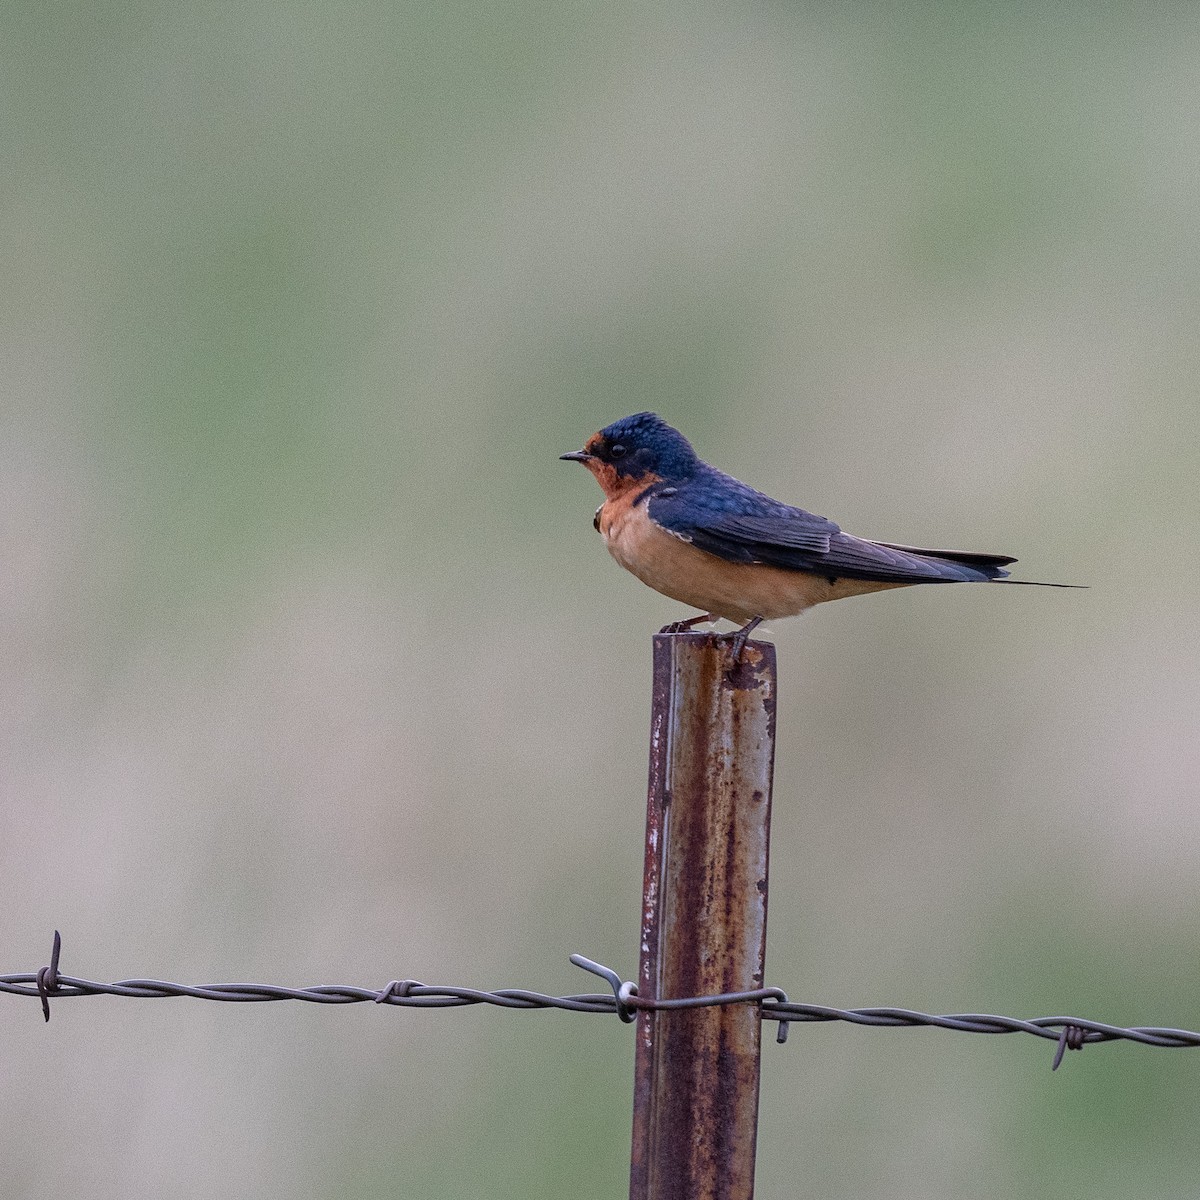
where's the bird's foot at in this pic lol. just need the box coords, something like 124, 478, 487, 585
724, 616, 764, 662
659, 613, 717, 635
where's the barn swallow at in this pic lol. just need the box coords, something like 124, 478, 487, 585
562, 412, 1079, 657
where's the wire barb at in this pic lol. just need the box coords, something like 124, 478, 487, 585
374, 979, 419, 1004
1052, 1023, 1088, 1071
35, 930, 62, 1023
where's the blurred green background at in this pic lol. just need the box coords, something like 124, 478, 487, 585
4, 3, 1199, 1197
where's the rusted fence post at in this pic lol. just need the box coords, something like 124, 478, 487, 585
629, 632, 777, 1200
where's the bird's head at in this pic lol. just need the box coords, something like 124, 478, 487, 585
560, 412, 699, 498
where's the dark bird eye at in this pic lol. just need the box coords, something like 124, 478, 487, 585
609, 443, 627, 459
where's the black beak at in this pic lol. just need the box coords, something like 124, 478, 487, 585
560, 450, 593, 463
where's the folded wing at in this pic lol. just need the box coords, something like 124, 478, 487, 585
648, 484, 1014, 584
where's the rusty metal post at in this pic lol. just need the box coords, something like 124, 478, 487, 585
629, 632, 777, 1200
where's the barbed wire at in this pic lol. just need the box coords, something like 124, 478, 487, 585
4, 934, 1198, 1072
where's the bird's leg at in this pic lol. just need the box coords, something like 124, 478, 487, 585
659, 612, 717, 635
726, 616, 763, 662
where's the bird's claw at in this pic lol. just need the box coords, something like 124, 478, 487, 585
724, 616, 764, 662
658, 614, 762, 661
659, 613, 717, 635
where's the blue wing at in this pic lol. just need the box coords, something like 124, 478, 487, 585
647, 471, 1014, 584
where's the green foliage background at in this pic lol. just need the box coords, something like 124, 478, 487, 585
4, 4, 1199, 1196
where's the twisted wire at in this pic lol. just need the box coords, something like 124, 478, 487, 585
5, 936, 1197, 1071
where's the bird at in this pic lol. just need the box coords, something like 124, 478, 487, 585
561, 412, 1078, 658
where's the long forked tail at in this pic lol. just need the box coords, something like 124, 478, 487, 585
992, 579, 1088, 589
873, 540, 1015, 571
872, 541, 1085, 587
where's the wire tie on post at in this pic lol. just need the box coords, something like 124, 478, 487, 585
569, 953, 638, 1023
1051, 1023, 1087, 1071
36, 930, 62, 1023
375, 979, 419, 1005
762, 988, 791, 1044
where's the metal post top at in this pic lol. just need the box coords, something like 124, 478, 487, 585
651, 631, 773, 651
651, 631, 777, 691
